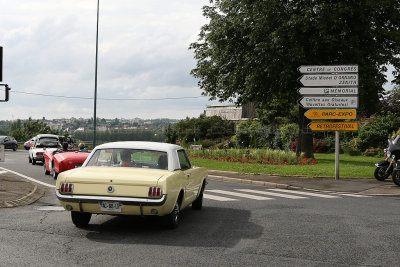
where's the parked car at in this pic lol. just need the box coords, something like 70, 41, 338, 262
24, 137, 35, 150
0, 136, 18, 151
28, 134, 60, 165
56, 141, 208, 229
44, 149, 90, 179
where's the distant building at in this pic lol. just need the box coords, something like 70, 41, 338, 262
205, 102, 256, 123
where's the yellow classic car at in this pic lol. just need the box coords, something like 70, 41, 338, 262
56, 141, 208, 229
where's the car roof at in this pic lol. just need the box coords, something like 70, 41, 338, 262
94, 141, 184, 153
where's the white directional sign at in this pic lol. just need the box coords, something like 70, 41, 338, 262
299, 96, 358, 108
299, 74, 358, 87
298, 87, 358, 95
298, 65, 358, 74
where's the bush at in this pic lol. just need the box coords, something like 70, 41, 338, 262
358, 112, 400, 150
362, 147, 382, 157
280, 123, 298, 149
343, 138, 362, 156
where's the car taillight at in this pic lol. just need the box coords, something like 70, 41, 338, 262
148, 187, 162, 198
60, 183, 74, 194
37, 152, 43, 156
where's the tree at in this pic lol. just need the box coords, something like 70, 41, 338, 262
380, 85, 400, 116
8, 117, 58, 142
190, 0, 400, 157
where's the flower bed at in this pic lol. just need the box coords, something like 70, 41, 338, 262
187, 148, 317, 165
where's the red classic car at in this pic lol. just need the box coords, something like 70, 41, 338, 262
44, 150, 90, 179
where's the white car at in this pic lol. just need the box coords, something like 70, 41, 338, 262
29, 134, 61, 165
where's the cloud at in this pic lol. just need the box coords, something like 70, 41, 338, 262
0, 0, 221, 120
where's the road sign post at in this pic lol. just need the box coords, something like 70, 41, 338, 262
298, 64, 359, 180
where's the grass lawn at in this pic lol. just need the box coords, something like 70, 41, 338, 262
191, 153, 382, 178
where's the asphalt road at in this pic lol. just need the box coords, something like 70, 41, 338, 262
1, 150, 400, 266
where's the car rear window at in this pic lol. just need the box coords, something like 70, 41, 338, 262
37, 137, 59, 148
86, 148, 168, 170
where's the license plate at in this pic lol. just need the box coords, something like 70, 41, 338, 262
100, 201, 121, 212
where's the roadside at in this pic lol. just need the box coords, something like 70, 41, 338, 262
0, 172, 46, 208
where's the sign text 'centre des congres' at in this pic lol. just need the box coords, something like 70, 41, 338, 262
297, 65, 358, 74
299, 74, 358, 87
299, 96, 358, 108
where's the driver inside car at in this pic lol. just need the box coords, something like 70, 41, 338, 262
120, 150, 133, 167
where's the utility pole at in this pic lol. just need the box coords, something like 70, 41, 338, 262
93, 0, 99, 148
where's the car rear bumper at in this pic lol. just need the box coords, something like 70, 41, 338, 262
55, 190, 167, 206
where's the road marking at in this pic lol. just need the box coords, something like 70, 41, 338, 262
0, 171, 8, 175
37, 206, 65, 211
203, 194, 238, 201
0, 167, 55, 188
269, 189, 340, 198
206, 189, 274, 200
236, 189, 308, 199
333, 193, 370, 198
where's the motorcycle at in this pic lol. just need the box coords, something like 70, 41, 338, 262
374, 135, 400, 182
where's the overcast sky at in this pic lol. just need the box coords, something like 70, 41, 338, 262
0, 1, 395, 121
0, 0, 227, 120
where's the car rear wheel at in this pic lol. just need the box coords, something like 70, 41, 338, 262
71, 211, 91, 227
43, 163, 50, 175
52, 164, 58, 179
192, 182, 205, 210
164, 202, 180, 229
28, 156, 32, 163
13, 145, 17, 151
32, 158, 36, 165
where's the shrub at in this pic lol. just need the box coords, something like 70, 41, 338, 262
280, 123, 298, 150
343, 138, 362, 156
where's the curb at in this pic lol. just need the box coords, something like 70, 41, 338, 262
0, 181, 45, 208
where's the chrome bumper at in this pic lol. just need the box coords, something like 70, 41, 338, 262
55, 190, 167, 206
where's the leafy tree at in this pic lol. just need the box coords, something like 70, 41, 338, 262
173, 114, 234, 144
8, 117, 58, 142
164, 124, 178, 144
380, 85, 400, 116
190, 0, 400, 157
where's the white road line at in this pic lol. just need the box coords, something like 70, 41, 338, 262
37, 206, 65, 211
334, 193, 370, 198
0, 167, 55, 188
206, 189, 274, 200
203, 194, 238, 201
236, 189, 308, 199
0, 170, 8, 175
269, 189, 340, 199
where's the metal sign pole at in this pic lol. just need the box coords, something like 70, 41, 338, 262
335, 131, 340, 180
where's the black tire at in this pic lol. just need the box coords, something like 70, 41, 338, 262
393, 170, 400, 186
374, 166, 391, 181
52, 162, 58, 179
71, 211, 91, 227
164, 202, 180, 229
192, 182, 205, 210
28, 156, 32, 163
32, 158, 36, 165
13, 145, 17, 151
44, 163, 50, 175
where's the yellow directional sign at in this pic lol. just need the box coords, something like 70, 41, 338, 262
304, 109, 356, 120
308, 122, 358, 131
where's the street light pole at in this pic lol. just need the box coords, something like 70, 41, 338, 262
93, 0, 99, 148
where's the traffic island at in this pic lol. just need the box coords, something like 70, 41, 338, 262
0, 174, 45, 208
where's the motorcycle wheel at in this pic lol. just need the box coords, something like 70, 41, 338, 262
374, 166, 391, 181
393, 170, 400, 186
